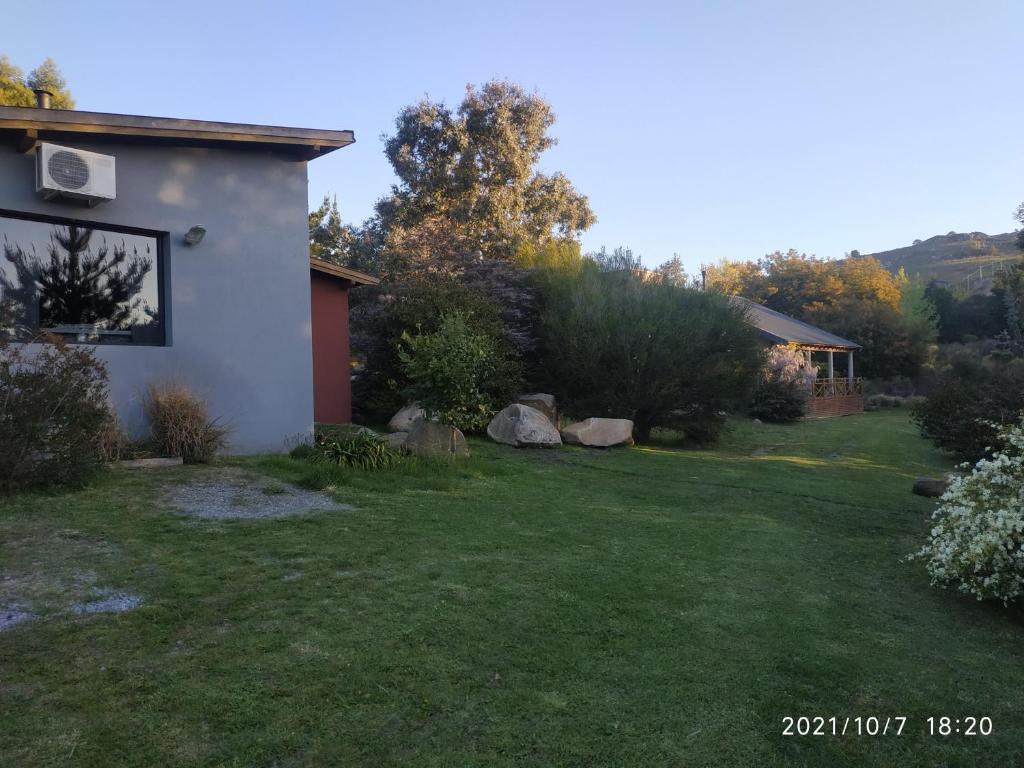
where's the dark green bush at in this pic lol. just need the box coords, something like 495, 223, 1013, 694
533, 264, 762, 442
0, 335, 113, 492
912, 358, 1024, 461
312, 430, 400, 471
749, 378, 808, 422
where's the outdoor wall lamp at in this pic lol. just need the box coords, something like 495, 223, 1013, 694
184, 225, 207, 246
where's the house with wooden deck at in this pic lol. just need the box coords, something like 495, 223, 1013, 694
732, 297, 864, 417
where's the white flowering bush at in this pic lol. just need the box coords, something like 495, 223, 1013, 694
765, 344, 817, 389
911, 417, 1024, 603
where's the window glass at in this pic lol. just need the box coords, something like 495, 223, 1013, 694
0, 214, 163, 345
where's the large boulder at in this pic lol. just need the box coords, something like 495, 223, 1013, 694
913, 477, 948, 498
487, 404, 561, 448
561, 418, 635, 448
517, 393, 557, 425
388, 404, 425, 432
385, 432, 409, 451
405, 419, 468, 458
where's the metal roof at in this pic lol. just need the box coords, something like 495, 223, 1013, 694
731, 296, 861, 351
0, 105, 354, 161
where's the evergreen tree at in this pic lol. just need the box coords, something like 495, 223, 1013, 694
33, 226, 151, 330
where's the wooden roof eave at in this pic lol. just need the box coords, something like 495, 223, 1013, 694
309, 257, 379, 286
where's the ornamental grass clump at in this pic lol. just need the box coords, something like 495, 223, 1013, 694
145, 384, 228, 463
911, 417, 1024, 604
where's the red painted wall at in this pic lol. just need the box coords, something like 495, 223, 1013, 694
310, 271, 352, 423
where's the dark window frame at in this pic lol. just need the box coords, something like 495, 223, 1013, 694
0, 208, 170, 347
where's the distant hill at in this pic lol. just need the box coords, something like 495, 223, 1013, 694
867, 231, 1022, 293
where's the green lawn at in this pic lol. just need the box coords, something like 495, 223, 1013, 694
1, 411, 1022, 767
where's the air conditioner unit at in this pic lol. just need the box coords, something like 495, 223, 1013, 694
36, 143, 116, 205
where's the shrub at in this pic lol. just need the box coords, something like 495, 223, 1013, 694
398, 311, 512, 431
750, 379, 807, 422
749, 345, 813, 423
0, 335, 113, 491
911, 417, 1024, 604
912, 358, 1024, 462
145, 384, 228, 463
312, 429, 400, 470
866, 394, 905, 409
351, 273, 522, 421
533, 263, 763, 442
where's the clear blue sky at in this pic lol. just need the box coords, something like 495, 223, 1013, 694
6, 0, 1022, 270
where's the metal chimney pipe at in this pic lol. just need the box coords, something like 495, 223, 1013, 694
33, 89, 52, 109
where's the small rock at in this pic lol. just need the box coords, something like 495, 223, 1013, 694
517, 393, 557, 425
71, 588, 143, 615
388, 404, 426, 432
386, 432, 409, 450
0, 604, 35, 632
752, 418, 762, 425
487, 404, 561, 448
405, 419, 469, 458
354, 426, 380, 438
561, 418, 634, 447
913, 477, 948, 498
117, 457, 183, 470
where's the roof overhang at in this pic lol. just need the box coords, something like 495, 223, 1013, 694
310, 257, 379, 286
0, 106, 354, 161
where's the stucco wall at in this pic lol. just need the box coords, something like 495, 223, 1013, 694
0, 139, 315, 453
310, 272, 352, 424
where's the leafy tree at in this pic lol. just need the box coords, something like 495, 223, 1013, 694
1015, 202, 1024, 251
992, 262, 1024, 353
0, 55, 74, 108
924, 280, 1004, 343
533, 262, 762, 442
376, 80, 595, 258
808, 299, 928, 380
655, 254, 688, 287
897, 269, 938, 346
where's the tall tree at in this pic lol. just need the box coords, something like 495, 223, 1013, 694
0, 55, 74, 108
655, 254, 689, 287
376, 80, 595, 258
1015, 201, 1024, 251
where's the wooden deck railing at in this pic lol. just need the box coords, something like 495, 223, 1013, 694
810, 377, 864, 399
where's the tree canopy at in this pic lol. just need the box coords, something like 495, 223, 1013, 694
0, 55, 75, 109
374, 80, 595, 259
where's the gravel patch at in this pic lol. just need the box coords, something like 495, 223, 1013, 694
71, 587, 143, 615
168, 470, 353, 519
0, 603, 35, 632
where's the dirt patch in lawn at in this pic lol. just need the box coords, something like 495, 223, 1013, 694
167, 468, 354, 520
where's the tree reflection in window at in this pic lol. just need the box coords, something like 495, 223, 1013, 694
0, 219, 161, 344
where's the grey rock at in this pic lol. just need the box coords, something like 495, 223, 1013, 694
561, 418, 634, 448
487, 404, 561, 448
388, 404, 426, 432
913, 477, 948, 498
405, 419, 469, 458
72, 588, 143, 615
517, 393, 557, 425
386, 431, 409, 450
0, 604, 35, 632
117, 457, 183, 470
